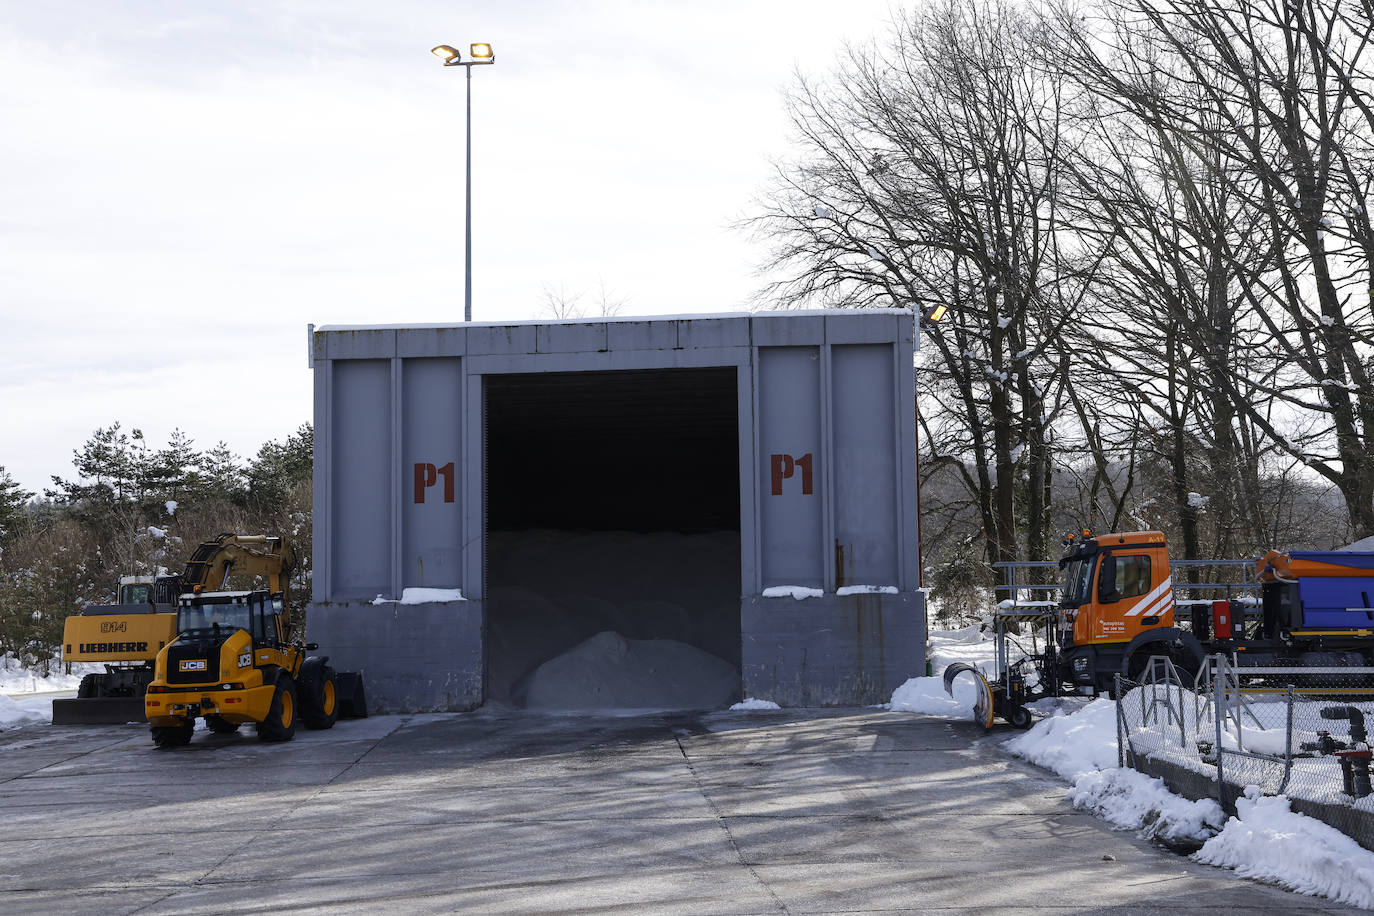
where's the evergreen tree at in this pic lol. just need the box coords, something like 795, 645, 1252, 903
0, 467, 31, 544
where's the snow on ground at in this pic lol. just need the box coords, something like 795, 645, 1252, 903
1067, 767, 1225, 844
0, 656, 100, 695
887, 622, 1000, 718
1005, 697, 1119, 780
997, 679, 1374, 909
1196, 787, 1374, 909
0, 694, 54, 729
731, 698, 782, 711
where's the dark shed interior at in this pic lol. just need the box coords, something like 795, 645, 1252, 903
483, 368, 742, 708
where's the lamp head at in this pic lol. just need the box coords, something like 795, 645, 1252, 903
470, 42, 495, 62
431, 44, 462, 65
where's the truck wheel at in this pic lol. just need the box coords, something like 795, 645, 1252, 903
151, 724, 194, 748
256, 676, 297, 742
1006, 705, 1033, 729
77, 674, 102, 698
205, 716, 239, 734
300, 665, 339, 730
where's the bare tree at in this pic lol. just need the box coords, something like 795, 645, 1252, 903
751, 0, 1102, 564
1058, 0, 1374, 538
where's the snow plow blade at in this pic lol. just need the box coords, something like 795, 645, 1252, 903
942, 663, 995, 730
51, 697, 145, 726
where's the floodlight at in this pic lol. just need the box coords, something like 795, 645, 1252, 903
431, 45, 462, 65
470, 43, 494, 61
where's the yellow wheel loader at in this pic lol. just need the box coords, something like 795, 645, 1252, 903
144, 588, 364, 747
55, 534, 356, 727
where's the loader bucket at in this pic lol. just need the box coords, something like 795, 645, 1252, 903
51, 697, 146, 726
334, 671, 368, 718
942, 663, 995, 730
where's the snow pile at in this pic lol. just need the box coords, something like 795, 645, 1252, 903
762, 586, 823, 600
1194, 787, 1374, 909
372, 588, 467, 605
1068, 767, 1224, 844
886, 623, 999, 718
485, 530, 740, 704
0, 657, 99, 694
519, 631, 739, 710
731, 698, 781, 711
0, 694, 51, 728
1005, 698, 1119, 780
890, 672, 980, 717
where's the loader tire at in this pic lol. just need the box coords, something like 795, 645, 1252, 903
256, 675, 297, 742
205, 716, 239, 734
1006, 705, 1033, 729
151, 724, 194, 748
299, 665, 339, 730
77, 674, 102, 699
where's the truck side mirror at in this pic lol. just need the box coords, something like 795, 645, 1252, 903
1098, 559, 1118, 603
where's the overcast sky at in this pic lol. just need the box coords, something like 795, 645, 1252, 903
0, 1, 899, 493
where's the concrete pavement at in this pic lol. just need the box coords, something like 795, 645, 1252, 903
0, 707, 1356, 914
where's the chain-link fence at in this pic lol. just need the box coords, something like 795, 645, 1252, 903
1118, 656, 1374, 840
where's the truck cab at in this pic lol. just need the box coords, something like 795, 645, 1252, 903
1056, 530, 1198, 693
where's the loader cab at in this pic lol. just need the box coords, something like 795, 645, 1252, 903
175, 590, 279, 648
1057, 530, 1173, 647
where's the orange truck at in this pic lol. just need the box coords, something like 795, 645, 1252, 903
945, 529, 1374, 728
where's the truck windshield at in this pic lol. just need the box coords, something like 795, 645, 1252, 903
177, 600, 252, 634
1061, 557, 1096, 607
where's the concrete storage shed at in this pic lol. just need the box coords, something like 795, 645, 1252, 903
306, 310, 926, 712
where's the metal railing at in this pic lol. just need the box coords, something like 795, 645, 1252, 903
1119, 655, 1374, 832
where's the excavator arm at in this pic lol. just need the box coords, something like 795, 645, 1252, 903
180, 534, 295, 606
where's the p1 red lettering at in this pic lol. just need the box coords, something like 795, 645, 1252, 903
414, 463, 437, 503
413, 462, 456, 504
770, 453, 814, 496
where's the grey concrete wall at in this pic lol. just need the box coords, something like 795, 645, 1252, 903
306, 600, 483, 713
741, 591, 926, 706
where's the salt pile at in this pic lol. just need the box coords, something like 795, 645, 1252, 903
485, 529, 741, 704
519, 631, 740, 710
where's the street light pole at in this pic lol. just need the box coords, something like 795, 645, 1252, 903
465, 63, 473, 323
432, 43, 496, 323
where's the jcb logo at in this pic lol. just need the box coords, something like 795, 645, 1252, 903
413, 462, 456, 504
770, 453, 815, 496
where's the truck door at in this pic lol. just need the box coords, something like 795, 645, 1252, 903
1090, 547, 1172, 642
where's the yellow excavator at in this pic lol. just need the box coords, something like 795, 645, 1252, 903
54, 534, 336, 725
142, 539, 365, 747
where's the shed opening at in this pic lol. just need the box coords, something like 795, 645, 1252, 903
484, 367, 742, 709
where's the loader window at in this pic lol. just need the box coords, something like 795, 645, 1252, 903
178, 599, 252, 635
